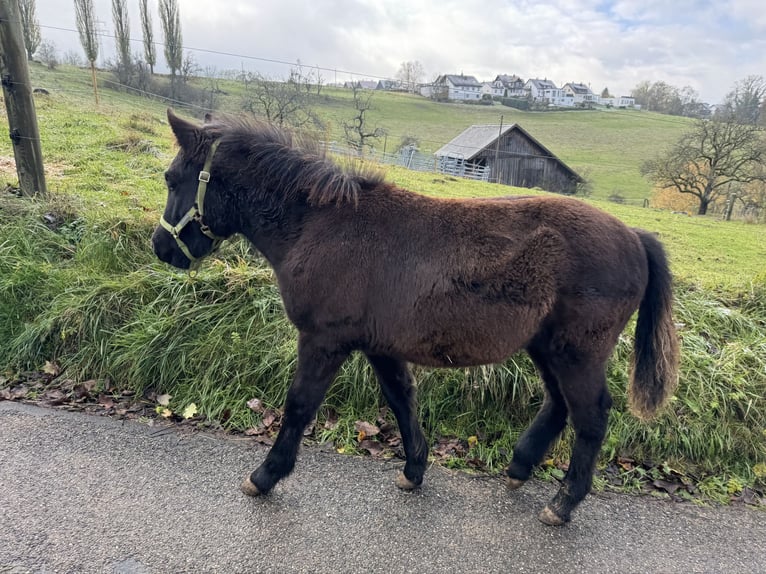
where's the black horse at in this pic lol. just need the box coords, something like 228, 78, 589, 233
153, 110, 679, 525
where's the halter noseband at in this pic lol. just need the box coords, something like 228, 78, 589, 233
159, 139, 226, 270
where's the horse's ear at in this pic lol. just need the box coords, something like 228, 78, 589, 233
167, 108, 200, 150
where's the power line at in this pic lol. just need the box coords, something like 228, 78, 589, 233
39, 23, 393, 82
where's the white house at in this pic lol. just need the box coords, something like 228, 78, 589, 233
562, 82, 597, 106
598, 95, 640, 109
524, 79, 568, 106
425, 74, 484, 101
493, 74, 526, 98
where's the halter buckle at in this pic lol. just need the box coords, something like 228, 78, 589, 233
198, 170, 211, 183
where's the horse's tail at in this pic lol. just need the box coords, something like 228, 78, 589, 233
628, 230, 679, 419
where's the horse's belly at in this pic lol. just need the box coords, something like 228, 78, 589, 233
395, 315, 534, 368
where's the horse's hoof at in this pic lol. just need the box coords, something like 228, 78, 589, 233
538, 505, 566, 526
395, 471, 419, 490
240, 476, 262, 497
505, 476, 526, 490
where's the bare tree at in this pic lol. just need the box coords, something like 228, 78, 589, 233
343, 84, 385, 155
158, 0, 182, 99
111, 0, 131, 84
395, 60, 425, 92
641, 118, 766, 215
241, 68, 323, 130
180, 51, 199, 84
37, 40, 58, 69
18, 0, 41, 60
719, 75, 766, 126
74, 0, 100, 104
139, 0, 156, 75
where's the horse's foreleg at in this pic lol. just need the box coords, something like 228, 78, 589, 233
366, 354, 428, 490
242, 334, 347, 496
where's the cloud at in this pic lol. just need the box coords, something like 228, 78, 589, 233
34, 0, 766, 103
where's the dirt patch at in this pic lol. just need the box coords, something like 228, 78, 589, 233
0, 155, 73, 180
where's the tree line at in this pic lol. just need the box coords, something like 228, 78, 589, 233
18, 0, 196, 103
631, 76, 766, 125
639, 76, 766, 217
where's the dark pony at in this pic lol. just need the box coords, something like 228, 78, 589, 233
153, 110, 679, 525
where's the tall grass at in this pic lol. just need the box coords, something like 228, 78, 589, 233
1, 67, 764, 498
2, 193, 764, 489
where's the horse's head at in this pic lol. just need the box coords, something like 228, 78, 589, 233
152, 109, 229, 270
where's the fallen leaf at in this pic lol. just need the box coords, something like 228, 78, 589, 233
246, 398, 264, 412
160, 407, 173, 418
43, 361, 61, 376
41, 389, 66, 406
262, 409, 278, 428
182, 403, 198, 419
354, 420, 379, 438
99, 394, 115, 409
467, 435, 478, 449
156, 394, 171, 406
323, 408, 339, 430
653, 479, 680, 494
359, 439, 383, 457
10, 384, 28, 399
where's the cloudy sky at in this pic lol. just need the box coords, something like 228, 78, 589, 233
34, 0, 766, 103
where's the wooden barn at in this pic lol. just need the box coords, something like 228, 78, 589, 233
434, 124, 583, 194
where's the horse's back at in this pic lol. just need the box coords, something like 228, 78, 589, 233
282, 190, 648, 366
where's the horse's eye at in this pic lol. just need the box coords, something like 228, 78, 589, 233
164, 172, 176, 192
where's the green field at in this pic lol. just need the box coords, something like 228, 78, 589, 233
1, 64, 764, 503
18, 64, 691, 202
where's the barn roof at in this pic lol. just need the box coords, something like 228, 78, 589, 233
434, 124, 584, 183
434, 124, 515, 160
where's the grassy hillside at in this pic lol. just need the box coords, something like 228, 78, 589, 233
22, 63, 691, 201
1, 63, 764, 502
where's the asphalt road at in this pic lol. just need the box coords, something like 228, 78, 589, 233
0, 401, 763, 574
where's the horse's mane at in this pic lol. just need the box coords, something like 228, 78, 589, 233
201, 115, 386, 207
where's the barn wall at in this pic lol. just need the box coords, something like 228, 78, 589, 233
473, 131, 578, 193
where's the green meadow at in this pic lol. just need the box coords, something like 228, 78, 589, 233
1, 64, 764, 503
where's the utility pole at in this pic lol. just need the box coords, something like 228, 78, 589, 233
0, 0, 47, 196
493, 115, 504, 183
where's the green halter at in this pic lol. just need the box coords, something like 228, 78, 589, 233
159, 139, 226, 271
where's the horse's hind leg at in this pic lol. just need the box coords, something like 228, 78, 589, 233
505, 350, 568, 489
540, 361, 612, 526
366, 354, 428, 490
241, 333, 348, 496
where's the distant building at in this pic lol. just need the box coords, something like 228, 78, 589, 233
492, 74, 526, 98
343, 80, 378, 90
562, 82, 597, 106
434, 124, 583, 193
422, 74, 483, 101
598, 95, 640, 109
523, 79, 568, 106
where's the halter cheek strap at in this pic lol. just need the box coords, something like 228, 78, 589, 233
159, 139, 227, 270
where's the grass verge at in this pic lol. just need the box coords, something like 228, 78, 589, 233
1, 191, 764, 505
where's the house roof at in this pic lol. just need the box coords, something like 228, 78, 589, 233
441, 74, 482, 87
495, 74, 523, 86
434, 124, 584, 182
526, 79, 558, 90
564, 82, 591, 94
